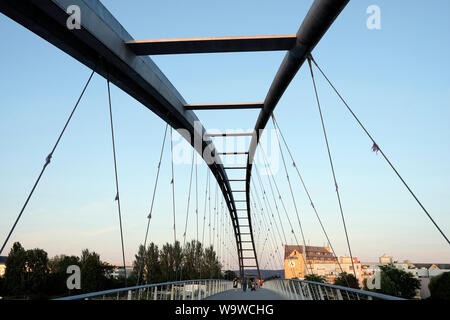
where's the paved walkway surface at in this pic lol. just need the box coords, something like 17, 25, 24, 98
205, 288, 287, 300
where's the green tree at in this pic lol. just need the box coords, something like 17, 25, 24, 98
4, 242, 27, 297
173, 241, 183, 279
47, 254, 81, 295
181, 240, 200, 280
202, 245, 221, 279
133, 244, 146, 283
304, 274, 327, 283
24, 248, 49, 298
334, 272, 360, 289
429, 272, 450, 300
133, 243, 161, 284
375, 264, 421, 299
80, 249, 111, 293
224, 270, 237, 281
160, 243, 175, 281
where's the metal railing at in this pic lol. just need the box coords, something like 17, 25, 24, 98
54, 279, 233, 300
264, 278, 405, 300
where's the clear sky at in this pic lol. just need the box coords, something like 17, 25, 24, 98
0, 0, 449, 269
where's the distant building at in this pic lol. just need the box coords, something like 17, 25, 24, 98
337, 256, 363, 286
284, 245, 336, 280
379, 254, 393, 264
360, 255, 450, 299
0, 256, 6, 277
110, 266, 134, 279
284, 246, 365, 285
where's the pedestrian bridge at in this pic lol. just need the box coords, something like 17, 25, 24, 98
55, 279, 404, 300
1, 0, 447, 303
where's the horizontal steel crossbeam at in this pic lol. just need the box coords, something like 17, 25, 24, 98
185, 103, 263, 110
126, 35, 297, 55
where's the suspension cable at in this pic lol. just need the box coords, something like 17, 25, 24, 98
252, 183, 293, 275
107, 78, 127, 287
309, 54, 449, 246
272, 114, 350, 287
273, 118, 311, 272
179, 148, 195, 281
199, 168, 209, 278
254, 164, 286, 266
136, 123, 169, 285
169, 127, 177, 245
195, 152, 199, 246
254, 164, 285, 248
251, 169, 283, 260
259, 144, 313, 276
0, 69, 95, 256
255, 161, 288, 246
183, 149, 195, 246
250, 181, 282, 272
307, 58, 357, 279
252, 168, 297, 276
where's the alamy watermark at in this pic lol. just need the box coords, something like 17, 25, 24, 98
366, 5, 381, 30
366, 271, 381, 289
66, 265, 81, 290
66, 5, 81, 30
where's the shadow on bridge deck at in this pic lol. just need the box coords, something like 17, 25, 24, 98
205, 288, 287, 300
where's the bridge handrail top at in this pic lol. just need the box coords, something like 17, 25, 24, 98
277, 278, 406, 300
54, 278, 230, 300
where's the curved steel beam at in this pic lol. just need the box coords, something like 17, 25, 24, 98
245, 0, 350, 277
0, 0, 244, 270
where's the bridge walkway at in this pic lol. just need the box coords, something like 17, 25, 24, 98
205, 288, 286, 300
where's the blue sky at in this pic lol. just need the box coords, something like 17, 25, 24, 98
0, 0, 449, 268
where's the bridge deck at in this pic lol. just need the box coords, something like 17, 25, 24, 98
205, 288, 286, 300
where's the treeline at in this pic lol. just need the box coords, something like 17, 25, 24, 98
0, 240, 226, 299
0, 242, 125, 299
133, 240, 222, 284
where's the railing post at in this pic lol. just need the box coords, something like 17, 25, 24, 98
276, 280, 282, 295
279, 280, 285, 297
336, 289, 344, 300
147, 287, 150, 300
171, 284, 175, 300
297, 282, 305, 300
323, 286, 329, 300
198, 281, 202, 300
284, 281, 292, 299
306, 283, 313, 300
183, 283, 187, 300
154, 286, 158, 300
288, 281, 295, 300
317, 285, 325, 300
290, 281, 299, 300
282, 281, 288, 299
127, 290, 132, 300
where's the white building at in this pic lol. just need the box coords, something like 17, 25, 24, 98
110, 266, 133, 279
361, 255, 450, 299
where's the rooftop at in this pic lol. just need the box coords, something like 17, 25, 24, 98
284, 245, 336, 261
